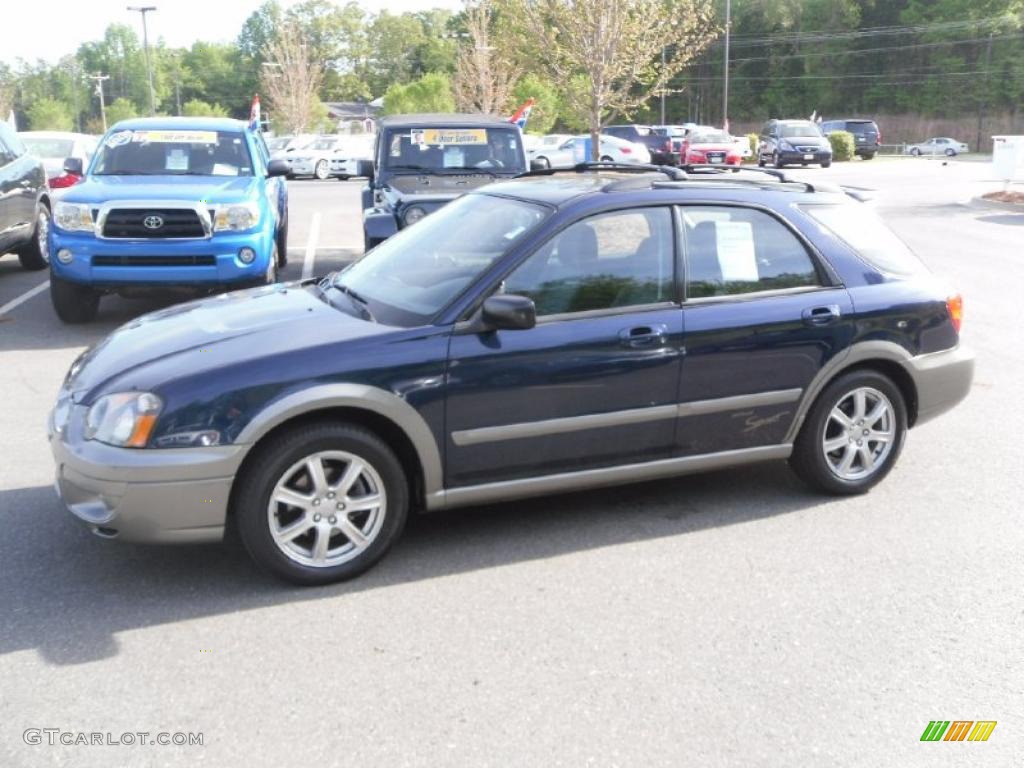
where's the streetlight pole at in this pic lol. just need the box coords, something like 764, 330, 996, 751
89, 73, 110, 131
660, 47, 667, 124
127, 5, 157, 115
723, 0, 731, 130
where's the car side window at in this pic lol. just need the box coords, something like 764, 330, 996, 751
0, 122, 19, 162
504, 207, 675, 316
681, 206, 820, 298
0, 133, 10, 165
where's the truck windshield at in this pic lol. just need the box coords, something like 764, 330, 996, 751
331, 193, 548, 326
92, 129, 254, 176
382, 127, 525, 173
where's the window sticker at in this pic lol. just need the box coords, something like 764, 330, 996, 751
412, 129, 487, 146
104, 130, 133, 149
443, 147, 466, 167
132, 130, 218, 145
714, 221, 759, 282
165, 148, 189, 171
212, 163, 239, 176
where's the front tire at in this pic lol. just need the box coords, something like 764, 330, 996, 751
534, 156, 550, 169
314, 160, 329, 180
789, 370, 907, 495
910, 147, 921, 156
50, 272, 100, 323
945, 148, 956, 157
276, 215, 289, 268
773, 152, 784, 169
235, 422, 409, 585
17, 204, 51, 271
821, 159, 832, 168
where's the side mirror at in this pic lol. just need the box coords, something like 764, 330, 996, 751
481, 294, 536, 331
63, 157, 84, 176
356, 159, 375, 180
530, 158, 549, 171
266, 158, 291, 177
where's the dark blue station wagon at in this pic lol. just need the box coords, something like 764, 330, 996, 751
49, 166, 974, 584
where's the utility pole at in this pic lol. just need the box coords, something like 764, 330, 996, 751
975, 32, 994, 154
127, 5, 157, 115
69, 64, 81, 132
660, 46, 667, 124
89, 73, 110, 131
723, 0, 731, 130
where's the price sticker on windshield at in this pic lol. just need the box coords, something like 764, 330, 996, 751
131, 130, 219, 145
412, 129, 487, 146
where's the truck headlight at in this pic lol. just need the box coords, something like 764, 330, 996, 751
214, 203, 261, 232
84, 392, 162, 448
404, 206, 427, 225
54, 202, 95, 232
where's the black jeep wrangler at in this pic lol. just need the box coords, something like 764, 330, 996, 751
358, 114, 527, 252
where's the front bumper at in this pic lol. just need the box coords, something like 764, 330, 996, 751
50, 228, 274, 287
908, 344, 975, 426
779, 150, 832, 164
50, 408, 248, 543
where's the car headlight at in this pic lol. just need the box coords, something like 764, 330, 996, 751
214, 203, 261, 232
404, 206, 427, 225
54, 202, 95, 232
778, 140, 793, 151
84, 392, 162, 448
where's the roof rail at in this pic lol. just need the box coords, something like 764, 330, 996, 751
518, 161, 687, 181
675, 164, 816, 192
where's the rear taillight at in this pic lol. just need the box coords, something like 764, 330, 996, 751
946, 294, 963, 333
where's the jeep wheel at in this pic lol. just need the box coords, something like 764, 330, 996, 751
17, 204, 51, 271
50, 272, 100, 323
235, 422, 409, 585
314, 160, 329, 180
790, 370, 907, 495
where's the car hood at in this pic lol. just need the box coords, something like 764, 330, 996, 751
64, 282, 391, 402
781, 135, 830, 147
61, 174, 261, 206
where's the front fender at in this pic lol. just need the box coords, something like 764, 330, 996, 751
363, 208, 399, 241
234, 383, 443, 497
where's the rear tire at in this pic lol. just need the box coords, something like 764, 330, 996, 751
910, 147, 921, 156
757, 153, 765, 167
945, 148, 956, 157
862, 153, 875, 161
534, 156, 550, 169
789, 370, 907, 495
314, 160, 329, 180
50, 272, 100, 323
17, 204, 51, 271
821, 159, 832, 168
235, 422, 409, 585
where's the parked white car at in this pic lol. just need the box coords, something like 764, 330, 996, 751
288, 136, 347, 179
329, 134, 376, 180
905, 137, 969, 156
528, 134, 651, 167
19, 131, 97, 185
267, 134, 317, 164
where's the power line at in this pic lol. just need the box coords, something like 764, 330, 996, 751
680, 68, 1002, 83
724, 15, 1018, 47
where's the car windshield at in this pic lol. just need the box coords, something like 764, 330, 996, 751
310, 138, 336, 150
780, 123, 823, 138
382, 126, 525, 173
691, 130, 731, 143
267, 137, 290, 151
91, 129, 254, 176
331, 193, 548, 326
22, 137, 75, 159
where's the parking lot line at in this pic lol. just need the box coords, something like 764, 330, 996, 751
302, 212, 322, 280
0, 280, 49, 318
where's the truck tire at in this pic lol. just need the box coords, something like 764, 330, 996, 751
50, 272, 100, 323
17, 204, 51, 271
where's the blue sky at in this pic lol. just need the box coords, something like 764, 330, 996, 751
3, 0, 464, 65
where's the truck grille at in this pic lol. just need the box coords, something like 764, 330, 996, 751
92, 255, 216, 267
102, 208, 206, 239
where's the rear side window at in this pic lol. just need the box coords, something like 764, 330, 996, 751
804, 204, 928, 277
681, 206, 820, 298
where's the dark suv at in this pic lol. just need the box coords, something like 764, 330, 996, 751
359, 114, 528, 251
821, 119, 881, 159
50, 165, 973, 585
758, 119, 832, 168
605, 125, 676, 165
0, 120, 50, 272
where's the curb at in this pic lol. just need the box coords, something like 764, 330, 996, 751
969, 196, 1024, 213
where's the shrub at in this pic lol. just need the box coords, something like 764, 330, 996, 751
746, 133, 758, 162
827, 130, 856, 161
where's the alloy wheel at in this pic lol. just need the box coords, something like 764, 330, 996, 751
267, 450, 387, 568
37, 209, 51, 265
821, 386, 895, 481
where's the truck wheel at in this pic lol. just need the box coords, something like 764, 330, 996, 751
235, 422, 409, 585
17, 204, 51, 271
50, 272, 100, 323
276, 215, 289, 267
265, 245, 279, 285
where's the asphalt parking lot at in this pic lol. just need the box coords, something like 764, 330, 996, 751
1, 161, 1021, 766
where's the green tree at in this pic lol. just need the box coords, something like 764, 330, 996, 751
513, 74, 560, 134
106, 97, 139, 125
27, 97, 73, 130
182, 99, 229, 117
382, 72, 455, 115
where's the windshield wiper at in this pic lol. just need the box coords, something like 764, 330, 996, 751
433, 167, 497, 176
325, 279, 374, 321
386, 164, 428, 172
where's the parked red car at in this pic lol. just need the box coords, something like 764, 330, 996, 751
681, 128, 743, 166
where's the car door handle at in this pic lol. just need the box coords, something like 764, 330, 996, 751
801, 305, 841, 326
619, 324, 668, 348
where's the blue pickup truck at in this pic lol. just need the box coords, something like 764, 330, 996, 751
48, 117, 290, 322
